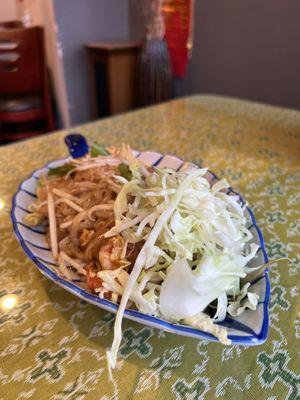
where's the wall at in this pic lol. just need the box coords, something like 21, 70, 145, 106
53, 0, 131, 125
128, 0, 144, 41
17, 0, 70, 127
174, 0, 300, 109
0, 0, 18, 22
16, 0, 43, 23
130, 0, 300, 110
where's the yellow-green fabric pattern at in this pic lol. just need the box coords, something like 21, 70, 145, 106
0, 95, 299, 400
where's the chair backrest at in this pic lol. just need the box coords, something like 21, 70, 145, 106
0, 26, 46, 95
0, 21, 24, 30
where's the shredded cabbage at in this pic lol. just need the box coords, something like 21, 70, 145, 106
105, 164, 262, 373
159, 249, 258, 321
227, 282, 259, 316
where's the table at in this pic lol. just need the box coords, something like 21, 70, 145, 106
0, 95, 299, 399
85, 41, 140, 118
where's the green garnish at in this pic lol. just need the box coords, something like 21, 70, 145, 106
118, 163, 132, 181
91, 142, 110, 157
48, 164, 75, 176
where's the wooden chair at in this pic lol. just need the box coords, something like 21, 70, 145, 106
0, 26, 55, 142
0, 21, 24, 30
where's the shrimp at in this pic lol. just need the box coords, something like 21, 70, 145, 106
86, 263, 103, 291
99, 235, 125, 270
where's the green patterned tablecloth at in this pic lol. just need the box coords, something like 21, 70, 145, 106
0, 95, 299, 400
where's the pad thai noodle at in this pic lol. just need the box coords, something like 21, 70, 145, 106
25, 142, 266, 374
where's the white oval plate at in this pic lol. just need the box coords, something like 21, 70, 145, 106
11, 150, 270, 345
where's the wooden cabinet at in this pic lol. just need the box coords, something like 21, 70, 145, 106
85, 41, 140, 118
